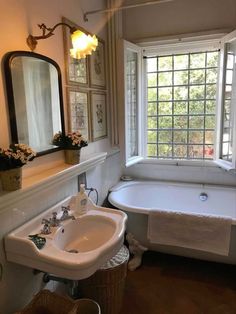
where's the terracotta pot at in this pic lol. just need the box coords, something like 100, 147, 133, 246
64, 149, 81, 165
0, 167, 22, 191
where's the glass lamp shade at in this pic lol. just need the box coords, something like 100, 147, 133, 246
70, 30, 98, 59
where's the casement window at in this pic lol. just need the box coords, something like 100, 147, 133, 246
121, 30, 236, 172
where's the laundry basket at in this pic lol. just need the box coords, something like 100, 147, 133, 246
78, 245, 129, 314
14, 290, 77, 314
15, 290, 100, 314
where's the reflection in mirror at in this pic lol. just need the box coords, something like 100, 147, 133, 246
3, 51, 65, 156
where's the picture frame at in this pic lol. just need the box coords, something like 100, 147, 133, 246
67, 88, 90, 141
89, 38, 106, 88
62, 17, 89, 87
91, 91, 107, 140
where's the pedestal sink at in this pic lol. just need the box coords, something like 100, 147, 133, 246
4, 196, 127, 280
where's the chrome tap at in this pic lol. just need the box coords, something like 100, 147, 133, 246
60, 206, 75, 221
41, 218, 51, 235
50, 211, 60, 227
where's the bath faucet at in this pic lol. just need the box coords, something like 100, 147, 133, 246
60, 206, 75, 221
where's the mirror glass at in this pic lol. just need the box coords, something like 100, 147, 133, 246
4, 51, 65, 155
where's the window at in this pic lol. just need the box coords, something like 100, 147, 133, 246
121, 30, 236, 170
146, 51, 219, 160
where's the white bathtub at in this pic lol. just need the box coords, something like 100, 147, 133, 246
108, 180, 236, 264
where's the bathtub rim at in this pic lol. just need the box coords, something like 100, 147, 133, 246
108, 180, 236, 225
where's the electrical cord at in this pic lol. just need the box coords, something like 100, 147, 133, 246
86, 187, 99, 205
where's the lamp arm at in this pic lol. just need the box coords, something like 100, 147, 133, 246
26, 22, 77, 51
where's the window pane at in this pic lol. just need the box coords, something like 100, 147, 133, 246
174, 116, 188, 129
205, 115, 215, 129
189, 145, 203, 158
189, 85, 205, 99
189, 131, 204, 143
173, 145, 187, 158
206, 68, 218, 83
148, 102, 157, 115
206, 84, 217, 99
158, 144, 172, 157
174, 71, 188, 85
146, 49, 218, 161
190, 53, 205, 68
189, 101, 204, 114
205, 131, 214, 144
148, 88, 157, 101
189, 116, 204, 129
207, 51, 219, 67
158, 72, 172, 86
158, 87, 172, 100
204, 145, 214, 158
206, 100, 215, 113
147, 131, 157, 143
147, 144, 157, 156
173, 131, 187, 143
173, 102, 188, 114
148, 117, 157, 128
174, 86, 188, 100
158, 102, 172, 115
147, 58, 157, 72
158, 56, 172, 71
174, 55, 188, 70
148, 73, 157, 87
158, 131, 172, 143
159, 116, 172, 128
190, 69, 205, 84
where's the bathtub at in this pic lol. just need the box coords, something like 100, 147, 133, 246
108, 180, 236, 264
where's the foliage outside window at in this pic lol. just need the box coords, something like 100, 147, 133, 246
146, 51, 219, 160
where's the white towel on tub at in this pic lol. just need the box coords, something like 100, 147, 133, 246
147, 210, 232, 256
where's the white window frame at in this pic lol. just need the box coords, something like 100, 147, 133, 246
119, 40, 144, 167
121, 32, 236, 170
214, 30, 236, 171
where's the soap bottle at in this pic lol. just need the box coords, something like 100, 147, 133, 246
75, 184, 88, 215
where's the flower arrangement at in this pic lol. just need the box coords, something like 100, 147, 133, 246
0, 143, 36, 171
52, 131, 88, 150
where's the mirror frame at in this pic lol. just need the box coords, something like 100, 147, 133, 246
3, 50, 65, 156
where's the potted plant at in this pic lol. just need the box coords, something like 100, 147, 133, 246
0, 143, 36, 191
52, 131, 88, 165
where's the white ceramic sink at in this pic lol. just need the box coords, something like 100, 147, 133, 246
5, 196, 127, 280
54, 215, 116, 253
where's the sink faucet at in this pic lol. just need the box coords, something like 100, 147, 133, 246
50, 212, 60, 227
60, 206, 75, 221
41, 219, 51, 235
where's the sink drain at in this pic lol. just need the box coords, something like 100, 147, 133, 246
67, 249, 79, 254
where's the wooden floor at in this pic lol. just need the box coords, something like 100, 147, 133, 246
120, 251, 236, 314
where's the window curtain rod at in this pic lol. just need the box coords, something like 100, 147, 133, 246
84, 0, 174, 21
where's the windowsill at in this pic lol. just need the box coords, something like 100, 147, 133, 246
0, 152, 107, 212
137, 158, 218, 168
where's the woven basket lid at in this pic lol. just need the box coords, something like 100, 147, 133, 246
100, 245, 129, 270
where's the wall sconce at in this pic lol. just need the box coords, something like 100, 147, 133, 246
26, 22, 98, 59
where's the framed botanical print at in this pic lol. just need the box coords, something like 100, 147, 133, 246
89, 39, 106, 88
62, 17, 89, 86
67, 88, 90, 141
91, 91, 107, 140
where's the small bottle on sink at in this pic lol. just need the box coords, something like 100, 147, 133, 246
75, 184, 88, 215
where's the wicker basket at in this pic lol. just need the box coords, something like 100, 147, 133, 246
78, 245, 129, 314
15, 290, 77, 314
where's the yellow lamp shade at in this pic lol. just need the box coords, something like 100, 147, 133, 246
70, 30, 98, 59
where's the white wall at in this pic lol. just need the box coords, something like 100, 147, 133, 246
122, 0, 236, 41
0, 1, 122, 313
